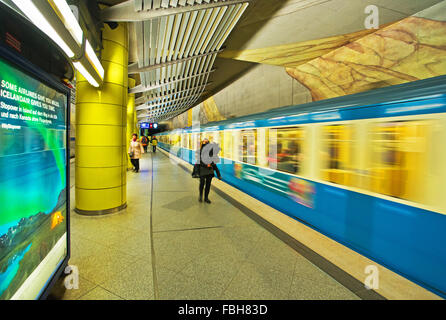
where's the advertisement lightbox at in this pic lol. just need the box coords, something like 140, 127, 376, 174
0, 49, 70, 300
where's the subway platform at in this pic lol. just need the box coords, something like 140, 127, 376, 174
61, 151, 439, 300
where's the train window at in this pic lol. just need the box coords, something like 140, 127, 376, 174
267, 127, 304, 174
321, 125, 355, 186
219, 131, 224, 156
208, 132, 215, 143
193, 133, 200, 150
240, 130, 257, 165
223, 131, 232, 160
182, 134, 187, 148
368, 121, 429, 202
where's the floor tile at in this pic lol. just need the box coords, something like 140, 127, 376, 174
158, 271, 223, 300
70, 246, 140, 285
100, 258, 155, 300
221, 261, 294, 299
55, 276, 96, 300
78, 286, 124, 300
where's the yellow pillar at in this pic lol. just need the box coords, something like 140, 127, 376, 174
127, 78, 136, 170
75, 23, 129, 215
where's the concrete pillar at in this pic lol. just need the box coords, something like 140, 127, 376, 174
127, 78, 136, 170
75, 23, 128, 215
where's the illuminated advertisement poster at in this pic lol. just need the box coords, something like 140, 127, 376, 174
0, 56, 68, 300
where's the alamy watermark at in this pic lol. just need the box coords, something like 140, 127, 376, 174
365, 5, 379, 29
64, 265, 79, 290
364, 265, 379, 290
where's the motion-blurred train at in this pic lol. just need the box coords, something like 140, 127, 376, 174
158, 76, 446, 297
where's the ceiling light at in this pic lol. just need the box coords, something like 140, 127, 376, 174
12, 0, 74, 58
73, 61, 99, 87
50, 0, 83, 45
85, 40, 104, 79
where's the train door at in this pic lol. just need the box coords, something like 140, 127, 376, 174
182, 133, 187, 149
223, 130, 234, 161
218, 131, 224, 159
191, 133, 199, 151
320, 124, 355, 186
241, 130, 257, 165
233, 130, 241, 162
368, 120, 430, 202
257, 128, 268, 168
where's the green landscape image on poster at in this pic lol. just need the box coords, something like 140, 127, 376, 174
0, 56, 68, 300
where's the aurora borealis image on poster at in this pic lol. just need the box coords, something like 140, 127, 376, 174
0, 56, 68, 300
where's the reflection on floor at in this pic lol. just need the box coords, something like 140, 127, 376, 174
63, 152, 360, 300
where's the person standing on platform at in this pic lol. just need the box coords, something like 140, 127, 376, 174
129, 133, 144, 172
152, 136, 158, 152
197, 138, 221, 203
141, 135, 149, 153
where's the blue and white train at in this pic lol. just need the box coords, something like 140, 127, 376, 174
158, 76, 446, 297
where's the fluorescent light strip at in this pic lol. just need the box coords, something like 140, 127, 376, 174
51, 0, 83, 45
85, 40, 105, 79
11, 0, 74, 58
73, 61, 99, 87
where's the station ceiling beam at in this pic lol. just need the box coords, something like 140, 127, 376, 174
130, 69, 215, 94
136, 83, 210, 105
101, 0, 252, 22
128, 49, 221, 74
136, 90, 204, 111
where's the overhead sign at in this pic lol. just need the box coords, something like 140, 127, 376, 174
140, 122, 158, 129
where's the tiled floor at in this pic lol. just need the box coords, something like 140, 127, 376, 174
62, 152, 360, 300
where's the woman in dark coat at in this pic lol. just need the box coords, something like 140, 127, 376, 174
197, 138, 221, 203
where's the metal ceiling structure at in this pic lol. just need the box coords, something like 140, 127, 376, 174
101, 0, 251, 123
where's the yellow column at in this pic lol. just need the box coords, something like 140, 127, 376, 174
127, 78, 136, 170
75, 23, 128, 215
